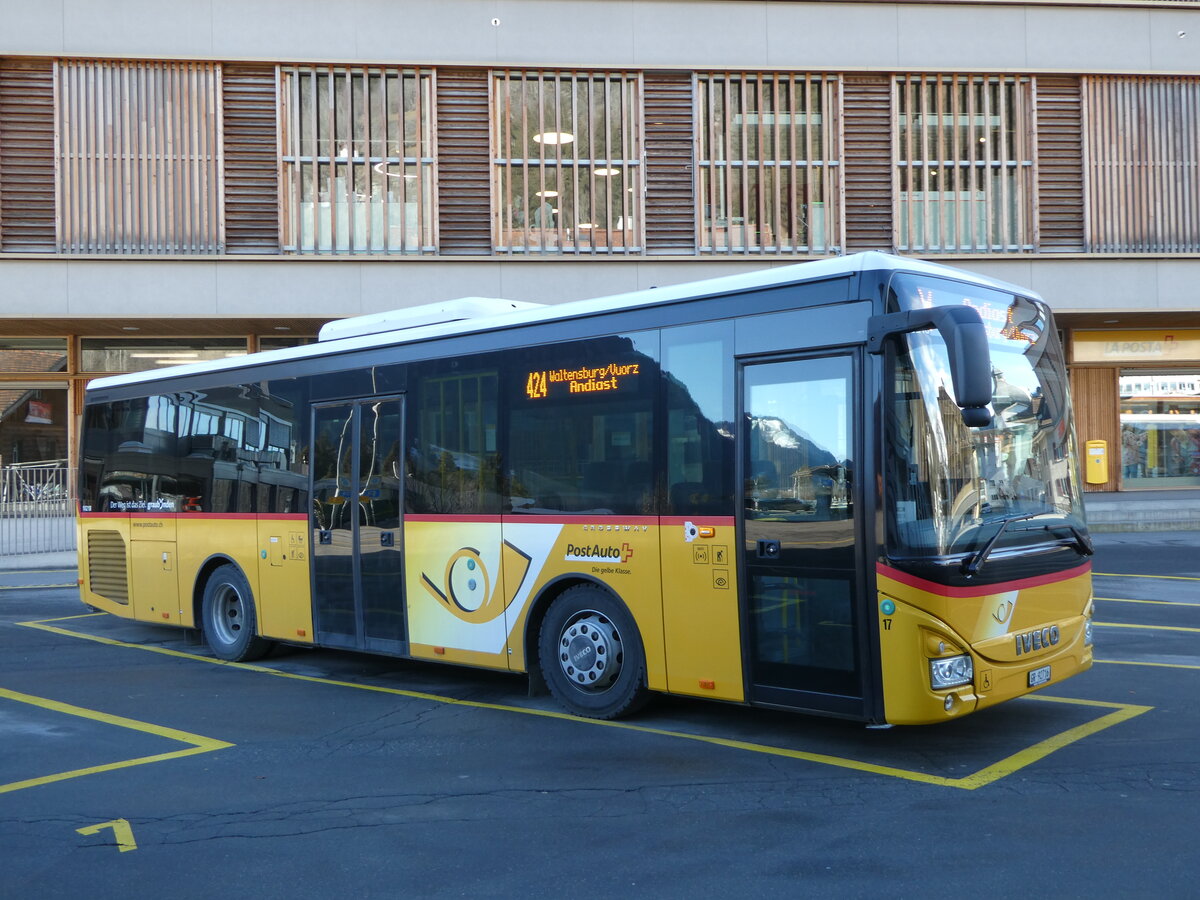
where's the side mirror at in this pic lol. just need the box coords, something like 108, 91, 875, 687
868, 306, 992, 427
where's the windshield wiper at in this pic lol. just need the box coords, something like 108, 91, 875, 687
1042, 521, 1095, 557
962, 513, 1094, 577
961, 512, 1041, 577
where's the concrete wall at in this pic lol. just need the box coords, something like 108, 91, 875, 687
3, 0, 1198, 74
2, 256, 1197, 320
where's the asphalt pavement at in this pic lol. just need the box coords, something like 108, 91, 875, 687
0, 532, 1196, 897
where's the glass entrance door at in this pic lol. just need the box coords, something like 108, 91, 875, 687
312, 397, 405, 652
741, 355, 864, 716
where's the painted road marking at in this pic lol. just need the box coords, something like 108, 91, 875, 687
1095, 596, 1200, 607
19, 614, 1151, 791
77, 818, 137, 853
1093, 599, 1200, 668
0, 686, 233, 795
1098, 659, 1200, 670
1094, 572, 1200, 581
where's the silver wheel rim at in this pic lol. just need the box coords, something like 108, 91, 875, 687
557, 609, 622, 692
211, 582, 246, 647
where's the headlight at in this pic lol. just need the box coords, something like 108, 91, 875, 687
1085, 618, 1094, 647
930, 654, 973, 690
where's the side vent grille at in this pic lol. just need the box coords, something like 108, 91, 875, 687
87, 530, 129, 605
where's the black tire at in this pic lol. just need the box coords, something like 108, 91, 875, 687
538, 584, 649, 719
201, 564, 273, 662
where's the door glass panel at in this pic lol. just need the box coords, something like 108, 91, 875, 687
748, 574, 856, 693
743, 356, 859, 700
312, 404, 357, 640
359, 399, 405, 644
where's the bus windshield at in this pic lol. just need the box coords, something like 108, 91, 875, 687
885, 273, 1087, 560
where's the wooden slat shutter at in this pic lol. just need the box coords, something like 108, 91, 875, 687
222, 65, 280, 254
0, 59, 56, 252
1035, 76, 1084, 252
437, 69, 490, 255
1085, 76, 1200, 253
841, 74, 893, 253
643, 72, 695, 255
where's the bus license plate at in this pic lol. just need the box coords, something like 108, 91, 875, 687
1028, 665, 1051, 688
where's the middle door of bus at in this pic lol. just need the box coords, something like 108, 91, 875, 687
311, 397, 406, 654
739, 352, 866, 717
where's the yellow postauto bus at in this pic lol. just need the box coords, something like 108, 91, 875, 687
77, 253, 1094, 725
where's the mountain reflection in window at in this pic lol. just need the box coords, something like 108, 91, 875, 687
744, 360, 853, 525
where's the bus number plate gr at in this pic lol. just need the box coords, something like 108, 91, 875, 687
1028, 665, 1051, 688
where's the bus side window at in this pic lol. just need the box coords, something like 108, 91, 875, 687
177, 386, 265, 515
92, 396, 183, 514
662, 322, 735, 517
407, 363, 501, 515
258, 378, 308, 515
507, 334, 658, 516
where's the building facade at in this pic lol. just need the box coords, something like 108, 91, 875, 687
2, 0, 1200, 495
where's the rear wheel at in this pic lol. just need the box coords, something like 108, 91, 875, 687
201, 564, 272, 662
538, 584, 648, 719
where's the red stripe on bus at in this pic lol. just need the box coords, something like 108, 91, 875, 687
81, 511, 308, 521
128, 512, 261, 520
405, 514, 505, 524
405, 514, 664, 526
504, 515, 659, 526
876, 560, 1092, 598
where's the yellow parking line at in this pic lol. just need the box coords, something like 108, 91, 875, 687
949, 696, 1149, 790
1094, 572, 1200, 581
1097, 659, 1200, 670
1095, 596, 1200, 607
18, 614, 1151, 791
1096, 622, 1200, 633
0, 686, 232, 795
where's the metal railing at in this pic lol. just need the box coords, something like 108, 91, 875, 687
0, 460, 77, 556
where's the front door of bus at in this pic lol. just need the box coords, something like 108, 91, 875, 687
740, 354, 865, 716
311, 397, 406, 654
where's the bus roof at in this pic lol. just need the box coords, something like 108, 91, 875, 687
87, 251, 1042, 393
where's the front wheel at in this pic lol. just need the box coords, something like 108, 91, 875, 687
538, 584, 649, 719
201, 564, 273, 662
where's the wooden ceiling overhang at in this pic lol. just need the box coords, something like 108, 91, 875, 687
0, 317, 330, 339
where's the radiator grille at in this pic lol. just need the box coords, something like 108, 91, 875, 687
87, 530, 129, 605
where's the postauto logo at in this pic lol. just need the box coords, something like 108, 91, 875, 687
564, 542, 635, 564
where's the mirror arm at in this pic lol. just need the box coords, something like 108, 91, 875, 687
868, 306, 992, 425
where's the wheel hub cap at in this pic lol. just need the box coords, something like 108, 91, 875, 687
558, 611, 622, 691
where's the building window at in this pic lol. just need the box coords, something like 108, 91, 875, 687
697, 73, 839, 254
80, 338, 248, 374
1120, 371, 1200, 488
896, 75, 1033, 253
492, 70, 642, 254
280, 66, 435, 254
0, 339, 68, 374
257, 335, 317, 352
0, 384, 69, 473
56, 60, 222, 254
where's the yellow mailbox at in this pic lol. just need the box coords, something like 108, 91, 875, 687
1085, 439, 1108, 484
